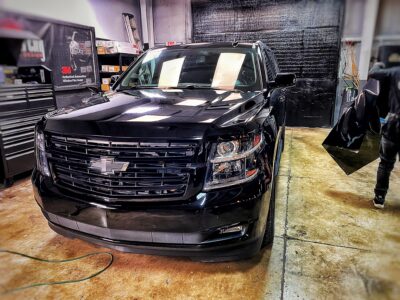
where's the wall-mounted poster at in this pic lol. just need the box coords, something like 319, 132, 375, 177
0, 11, 99, 91
52, 25, 97, 89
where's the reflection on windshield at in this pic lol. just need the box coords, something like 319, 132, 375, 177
211, 53, 246, 89
120, 47, 261, 92
158, 57, 185, 88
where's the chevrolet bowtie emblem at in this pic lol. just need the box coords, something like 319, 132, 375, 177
89, 157, 129, 175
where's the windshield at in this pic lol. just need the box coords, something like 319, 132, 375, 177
118, 47, 262, 91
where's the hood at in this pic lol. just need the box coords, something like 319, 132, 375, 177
45, 88, 265, 139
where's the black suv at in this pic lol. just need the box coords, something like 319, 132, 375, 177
32, 41, 295, 261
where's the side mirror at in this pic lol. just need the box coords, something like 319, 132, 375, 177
110, 74, 120, 86
271, 73, 296, 88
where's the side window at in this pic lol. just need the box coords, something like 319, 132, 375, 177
138, 61, 153, 85
259, 48, 270, 82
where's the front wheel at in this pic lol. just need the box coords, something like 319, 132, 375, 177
262, 179, 276, 247
261, 131, 284, 247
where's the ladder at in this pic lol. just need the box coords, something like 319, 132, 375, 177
123, 13, 142, 51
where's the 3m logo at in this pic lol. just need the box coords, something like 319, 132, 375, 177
61, 66, 72, 75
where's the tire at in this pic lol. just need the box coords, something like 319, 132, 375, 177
262, 131, 284, 247
262, 176, 276, 247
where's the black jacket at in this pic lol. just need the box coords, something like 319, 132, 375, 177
369, 66, 400, 141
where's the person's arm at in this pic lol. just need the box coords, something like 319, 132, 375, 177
368, 64, 389, 81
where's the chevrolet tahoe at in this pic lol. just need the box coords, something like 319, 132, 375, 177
32, 41, 295, 261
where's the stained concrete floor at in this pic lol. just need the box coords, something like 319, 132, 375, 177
0, 127, 399, 300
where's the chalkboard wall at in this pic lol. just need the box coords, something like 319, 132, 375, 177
192, 0, 344, 127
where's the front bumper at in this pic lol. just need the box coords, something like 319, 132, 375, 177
32, 169, 271, 262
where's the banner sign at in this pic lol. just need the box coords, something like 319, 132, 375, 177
1, 12, 99, 91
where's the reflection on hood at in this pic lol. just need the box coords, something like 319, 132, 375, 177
49, 88, 263, 126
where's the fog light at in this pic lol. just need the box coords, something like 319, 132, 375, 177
219, 224, 247, 235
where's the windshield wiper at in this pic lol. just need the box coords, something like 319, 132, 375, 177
117, 85, 159, 91
117, 84, 243, 93
177, 84, 211, 89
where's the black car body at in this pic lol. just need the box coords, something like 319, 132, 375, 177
32, 41, 295, 261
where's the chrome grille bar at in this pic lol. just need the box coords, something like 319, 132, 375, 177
46, 134, 198, 200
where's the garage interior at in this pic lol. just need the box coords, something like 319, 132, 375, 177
0, 0, 399, 299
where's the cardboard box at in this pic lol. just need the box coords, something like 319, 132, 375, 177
101, 65, 109, 72
97, 46, 106, 55
102, 78, 111, 84
115, 41, 138, 54
122, 66, 129, 72
108, 65, 120, 73
101, 84, 110, 92
105, 41, 114, 48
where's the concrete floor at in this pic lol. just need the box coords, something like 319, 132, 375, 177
0, 127, 399, 299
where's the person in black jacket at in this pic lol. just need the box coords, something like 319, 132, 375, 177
369, 65, 400, 208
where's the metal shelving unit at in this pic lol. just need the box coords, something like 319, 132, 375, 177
97, 52, 136, 91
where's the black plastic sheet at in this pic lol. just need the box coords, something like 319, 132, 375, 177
323, 79, 381, 175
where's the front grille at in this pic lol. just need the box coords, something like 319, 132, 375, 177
45, 134, 199, 200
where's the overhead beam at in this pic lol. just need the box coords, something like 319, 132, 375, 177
358, 0, 380, 80
140, 0, 155, 49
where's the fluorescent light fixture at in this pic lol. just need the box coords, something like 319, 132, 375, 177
175, 99, 207, 106
125, 106, 159, 114
201, 118, 215, 123
129, 115, 169, 122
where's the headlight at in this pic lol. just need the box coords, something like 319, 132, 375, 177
35, 129, 50, 176
204, 133, 263, 190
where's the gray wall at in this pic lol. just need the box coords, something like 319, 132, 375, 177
153, 0, 191, 45
192, 0, 344, 127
